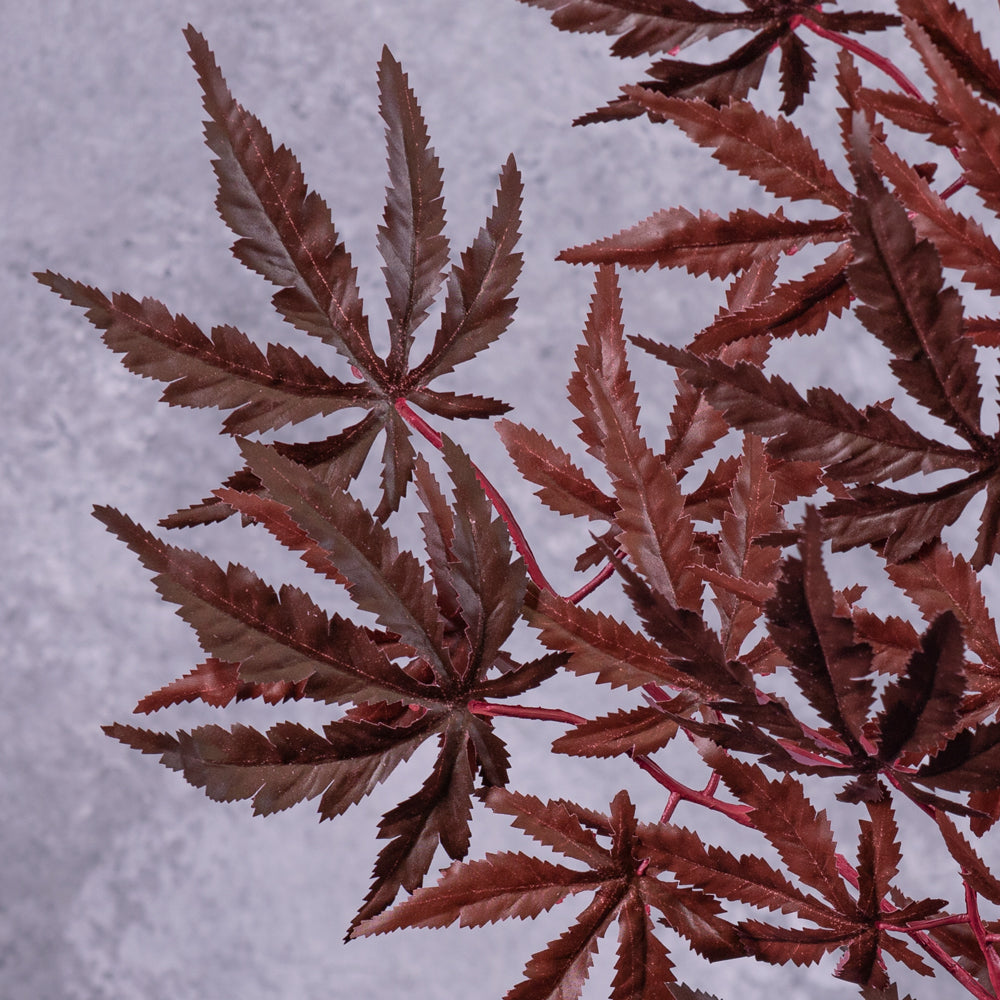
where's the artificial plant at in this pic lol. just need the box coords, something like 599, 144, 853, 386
38, 2, 1000, 996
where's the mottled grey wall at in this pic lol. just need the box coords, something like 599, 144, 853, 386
6, 2, 999, 998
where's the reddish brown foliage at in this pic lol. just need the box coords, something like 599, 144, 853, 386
40, 6, 1000, 998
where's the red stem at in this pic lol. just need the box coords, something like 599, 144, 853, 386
895, 913, 971, 933
633, 754, 753, 825
967, 881, 1000, 995
467, 699, 585, 726
394, 398, 613, 602
800, 19, 924, 100
939, 175, 969, 200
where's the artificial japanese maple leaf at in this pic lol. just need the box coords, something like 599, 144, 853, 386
559, 3, 1000, 567
637, 102, 1000, 565
558, 64, 859, 343
102, 435, 563, 927
693, 750, 945, 989
354, 788, 742, 1000
506, 267, 820, 761
515, 0, 898, 119
38, 27, 522, 523
669, 510, 1000, 820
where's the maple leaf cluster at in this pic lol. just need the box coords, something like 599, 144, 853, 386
38, 2, 1000, 998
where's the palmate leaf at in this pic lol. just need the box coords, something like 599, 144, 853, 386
40, 29, 522, 523
701, 751, 945, 988
355, 789, 742, 1000
518, 1, 898, 121
101, 430, 559, 926
675, 520, 984, 816
554, 20, 1000, 565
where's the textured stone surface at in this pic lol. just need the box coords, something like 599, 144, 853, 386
6, 2, 997, 998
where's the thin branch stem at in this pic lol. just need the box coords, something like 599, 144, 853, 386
633, 754, 753, 825
801, 19, 924, 99
467, 699, 586, 726
892, 913, 971, 933
967, 881, 1000, 996
394, 397, 615, 601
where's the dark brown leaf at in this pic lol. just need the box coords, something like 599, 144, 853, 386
898, 0, 1000, 105
560, 207, 847, 277
847, 112, 984, 441
621, 94, 849, 211
35, 275, 371, 434
184, 26, 382, 377
376, 48, 449, 379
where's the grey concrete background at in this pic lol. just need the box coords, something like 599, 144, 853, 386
6, 2, 1000, 998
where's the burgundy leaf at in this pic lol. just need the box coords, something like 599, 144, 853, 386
106, 715, 434, 819
705, 746, 856, 913
897, 0, 1000, 104
409, 156, 523, 385
871, 142, 1000, 295
352, 721, 479, 926
35, 275, 371, 434
496, 420, 616, 522
621, 94, 849, 211
765, 510, 876, 748
560, 207, 846, 278
134, 658, 309, 713
821, 474, 987, 565
551, 702, 692, 759
376, 48, 449, 379
578, 268, 705, 611
93, 505, 430, 705
847, 112, 984, 442
353, 850, 604, 934
777, 30, 815, 116
506, 888, 626, 1000
526, 588, 712, 695
184, 26, 382, 377
657, 347, 978, 483
874, 611, 966, 763
907, 21, 1000, 218
236, 439, 451, 684
610, 893, 677, 1000
687, 245, 853, 354
712, 434, 784, 655
887, 542, 1000, 669
484, 787, 612, 870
